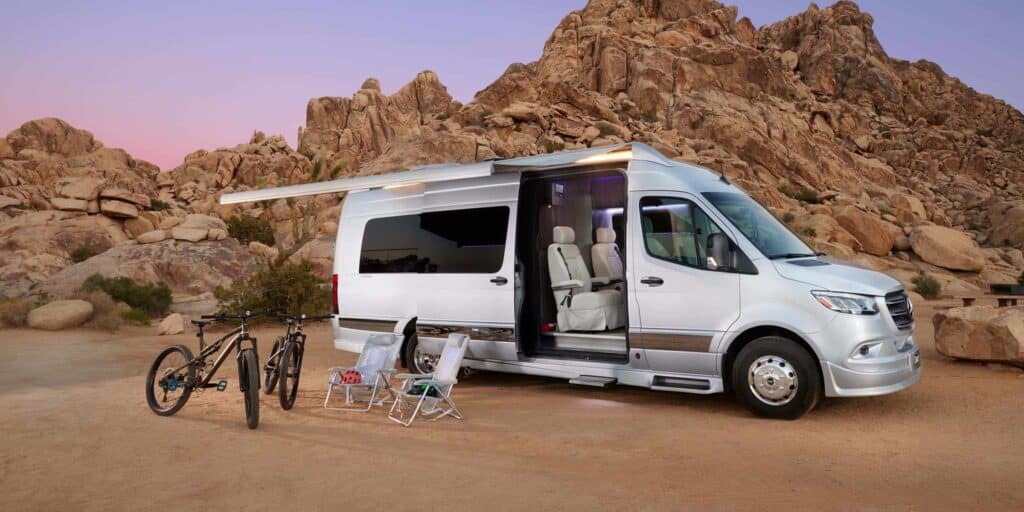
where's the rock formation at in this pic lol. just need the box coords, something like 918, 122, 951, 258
2, 0, 1023, 304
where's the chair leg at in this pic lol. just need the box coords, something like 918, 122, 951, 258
387, 392, 428, 427
323, 383, 334, 409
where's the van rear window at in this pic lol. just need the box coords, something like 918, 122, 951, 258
359, 206, 509, 274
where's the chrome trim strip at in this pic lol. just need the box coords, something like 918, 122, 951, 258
338, 317, 514, 342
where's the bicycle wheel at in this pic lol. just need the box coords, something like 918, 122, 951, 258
146, 344, 195, 416
240, 348, 260, 429
263, 337, 282, 394
278, 341, 302, 410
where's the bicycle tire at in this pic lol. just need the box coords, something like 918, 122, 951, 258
263, 337, 283, 394
278, 341, 302, 410
240, 348, 260, 429
146, 344, 195, 416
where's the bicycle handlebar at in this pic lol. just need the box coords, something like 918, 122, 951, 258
200, 311, 258, 321
276, 313, 335, 323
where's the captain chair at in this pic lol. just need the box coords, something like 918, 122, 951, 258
547, 226, 624, 332
591, 227, 623, 288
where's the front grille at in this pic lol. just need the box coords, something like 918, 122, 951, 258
885, 290, 914, 330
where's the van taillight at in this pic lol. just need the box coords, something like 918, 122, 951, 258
331, 274, 339, 315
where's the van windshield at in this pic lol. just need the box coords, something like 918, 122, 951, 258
701, 192, 814, 259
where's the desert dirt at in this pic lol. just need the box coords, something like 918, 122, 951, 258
1, 302, 1022, 511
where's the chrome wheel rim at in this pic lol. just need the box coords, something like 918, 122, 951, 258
748, 355, 798, 406
413, 345, 437, 374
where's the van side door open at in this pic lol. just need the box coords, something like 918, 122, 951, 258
630, 193, 740, 375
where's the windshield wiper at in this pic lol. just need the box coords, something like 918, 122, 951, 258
767, 252, 819, 260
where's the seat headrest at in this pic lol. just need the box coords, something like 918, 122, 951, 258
553, 226, 575, 244
596, 227, 616, 243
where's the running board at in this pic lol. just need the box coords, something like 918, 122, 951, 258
569, 375, 618, 388
651, 375, 711, 391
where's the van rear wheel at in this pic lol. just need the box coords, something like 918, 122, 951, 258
732, 336, 822, 420
402, 334, 437, 374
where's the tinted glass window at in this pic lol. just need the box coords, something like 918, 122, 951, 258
359, 206, 509, 274
702, 192, 812, 259
639, 197, 723, 270
359, 214, 421, 273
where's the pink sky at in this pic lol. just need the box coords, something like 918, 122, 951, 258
2, 1, 1021, 170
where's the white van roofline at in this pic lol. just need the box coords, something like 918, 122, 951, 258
218, 143, 671, 205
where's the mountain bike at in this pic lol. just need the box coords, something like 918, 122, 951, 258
145, 312, 262, 429
262, 313, 333, 410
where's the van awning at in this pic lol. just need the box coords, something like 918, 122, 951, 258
219, 143, 661, 205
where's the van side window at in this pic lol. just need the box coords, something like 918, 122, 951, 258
359, 206, 510, 274
639, 197, 723, 270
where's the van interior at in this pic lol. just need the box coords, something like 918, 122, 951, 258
516, 169, 629, 363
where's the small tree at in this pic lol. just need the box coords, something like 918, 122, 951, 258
226, 215, 275, 246
214, 261, 331, 318
81, 274, 172, 316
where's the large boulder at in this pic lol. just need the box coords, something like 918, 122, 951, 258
833, 206, 894, 256
26, 300, 94, 330
910, 225, 987, 272
37, 238, 260, 298
99, 199, 139, 218
56, 176, 104, 200
934, 306, 1024, 366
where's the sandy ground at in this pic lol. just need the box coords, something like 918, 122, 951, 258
1, 302, 1022, 511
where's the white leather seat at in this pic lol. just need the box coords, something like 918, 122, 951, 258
591, 227, 623, 286
547, 226, 624, 332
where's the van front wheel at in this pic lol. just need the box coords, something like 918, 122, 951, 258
731, 336, 822, 420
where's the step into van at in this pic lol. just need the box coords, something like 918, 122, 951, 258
222, 143, 921, 418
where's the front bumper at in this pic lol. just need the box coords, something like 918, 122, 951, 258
822, 341, 921, 397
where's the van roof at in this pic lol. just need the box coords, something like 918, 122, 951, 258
219, 143, 704, 205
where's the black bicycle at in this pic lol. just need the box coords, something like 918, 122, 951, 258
262, 313, 333, 410
145, 312, 262, 429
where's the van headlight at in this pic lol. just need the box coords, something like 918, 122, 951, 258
811, 291, 879, 315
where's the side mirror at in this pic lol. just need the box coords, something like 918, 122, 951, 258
706, 233, 733, 271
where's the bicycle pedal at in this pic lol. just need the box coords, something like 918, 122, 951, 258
216, 380, 228, 391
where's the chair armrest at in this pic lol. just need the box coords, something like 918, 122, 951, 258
591, 276, 610, 286
551, 279, 584, 291
393, 372, 433, 381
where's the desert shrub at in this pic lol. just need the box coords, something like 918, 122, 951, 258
477, 108, 494, 125
596, 121, 618, 137
0, 299, 34, 328
800, 227, 817, 238
214, 261, 331, 318
150, 199, 171, 211
543, 140, 565, 153
81, 274, 172, 316
120, 307, 151, 326
911, 272, 942, 300
641, 110, 659, 123
1018, 271, 1024, 285
72, 290, 122, 331
310, 156, 325, 181
226, 215, 275, 246
436, 112, 449, 121
781, 212, 795, 224
70, 245, 98, 263
778, 184, 820, 204
329, 158, 348, 180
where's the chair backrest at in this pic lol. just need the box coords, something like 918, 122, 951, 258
591, 227, 623, 281
547, 227, 593, 305
433, 334, 470, 384
355, 333, 400, 380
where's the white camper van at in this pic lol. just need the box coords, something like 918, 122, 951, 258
222, 144, 920, 419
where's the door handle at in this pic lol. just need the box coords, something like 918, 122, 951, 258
490, 276, 509, 285
640, 276, 664, 286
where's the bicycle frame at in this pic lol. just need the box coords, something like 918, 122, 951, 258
172, 321, 258, 389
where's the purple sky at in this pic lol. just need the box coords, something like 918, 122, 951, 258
2, 1, 1021, 169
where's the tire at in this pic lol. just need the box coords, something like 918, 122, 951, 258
263, 337, 283, 394
146, 344, 195, 416
278, 342, 302, 410
402, 333, 436, 374
731, 336, 822, 420
239, 348, 260, 429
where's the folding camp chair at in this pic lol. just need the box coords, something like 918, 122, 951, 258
323, 319, 408, 412
387, 333, 469, 427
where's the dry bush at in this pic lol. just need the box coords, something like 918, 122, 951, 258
72, 290, 123, 331
0, 299, 35, 328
